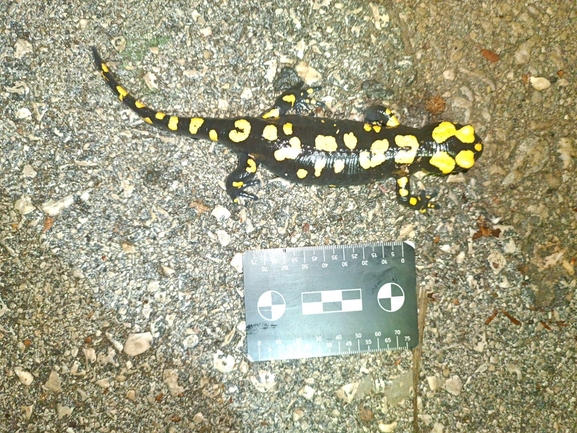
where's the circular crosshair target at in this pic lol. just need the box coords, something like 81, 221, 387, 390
257, 290, 286, 321
377, 283, 405, 312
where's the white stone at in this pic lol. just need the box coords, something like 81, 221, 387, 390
426, 376, 442, 391
14, 196, 35, 215
444, 375, 463, 396
213, 351, 236, 373
14, 367, 34, 386
123, 332, 153, 356
211, 205, 231, 221
530, 76, 551, 91
41, 195, 74, 216
335, 382, 358, 403
216, 229, 231, 246
432, 422, 445, 433
298, 385, 316, 400
378, 421, 397, 432
16, 107, 32, 119
230, 252, 243, 273
44, 371, 62, 392
163, 369, 185, 395
293, 408, 305, 422
250, 370, 276, 392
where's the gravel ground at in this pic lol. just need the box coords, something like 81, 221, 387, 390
1, 1, 576, 432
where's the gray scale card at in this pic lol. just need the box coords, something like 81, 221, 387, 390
243, 242, 418, 361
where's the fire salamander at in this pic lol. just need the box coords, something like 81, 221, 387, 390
92, 48, 483, 211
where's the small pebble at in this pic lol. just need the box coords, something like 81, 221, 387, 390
211, 205, 231, 221
44, 371, 62, 393
14, 196, 35, 215
216, 229, 231, 246
293, 408, 305, 422
378, 421, 397, 432
213, 351, 236, 373
14, 367, 34, 386
15, 107, 32, 119
530, 76, 551, 91
230, 252, 243, 273
444, 375, 463, 396
298, 385, 316, 400
123, 332, 153, 356
41, 195, 74, 216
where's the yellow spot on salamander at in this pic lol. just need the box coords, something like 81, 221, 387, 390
232, 181, 244, 188
246, 158, 257, 173
430, 151, 456, 174
334, 160, 345, 174
229, 119, 252, 143
455, 125, 476, 144
359, 151, 371, 170
274, 137, 302, 161
315, 135, 338, 152
135, 100, 146, 109
455, 150, 476, 169
314, 160, 326, 177
343, 132, 358, 150
432, 121, 456, 143
474, 142, 483, 152
283, 123, 293, 135
363, 123, 372, 132
155, 112, 166, 120
371, 139, 389, 154
282, 94, 296, 106
209, 129, 218, 141
168, 116, 179, 131
263, 124, 278, 141
261, 108, 280, 119
386, 109, 400, 127
372, 125, 382, 133
409, 197, 418, 206
101, 63, 109, 73
117, 86, 128, 102
143, 117, 152, 124
397, 176, 408, 188
394, 135, 420, 165
296, 168, 308, 179
189, 117, 204, 135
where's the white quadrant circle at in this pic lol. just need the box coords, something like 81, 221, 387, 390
377, 283, 405, 312
257, 290, 286, 321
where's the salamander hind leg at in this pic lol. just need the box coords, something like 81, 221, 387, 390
226, 153, 260, 202
261, 82, 325, 119
364, 105, 400, 128
395, 174, 438, 213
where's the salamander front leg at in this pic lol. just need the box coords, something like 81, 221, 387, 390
226, 153, 260, 203
261, 82, 325, 119
395, 175, 437, 213
364, 105, 400, 128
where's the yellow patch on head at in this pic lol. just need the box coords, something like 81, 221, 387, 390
314, 160, 326, 177
394, 135, 420, 165
474, 142, 483, 152
397, 176, 408, 188
116, 86, 128, 101
246, 158, 257, 173
363, 123, 372, 132
296, 168, 308, 179
155, 112, 166, 120
283, 123, 293, 135
432, 121, 457, 143
232, 181, 244, 188
101, 63, 109, 73
229, 119, 252, 143
209, 129, 218, 141
372, 125, 382, 133
315, 135, 338, 152
455, 150, 476, 169
455, 125, 476, 144
282, 94, 296, 106
398, 188, 409, 197
333, 160, 345, 174
188, 117, 204, 135
430, 151, 456, 174
143, 117, 153, 124
263, 124, 278, 141
261, 108, 280, 119
135, 100, 146, 109
168, 116, 179, 131
343, 132, 358, 150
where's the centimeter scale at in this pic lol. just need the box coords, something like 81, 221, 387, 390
243, 242, 418, 361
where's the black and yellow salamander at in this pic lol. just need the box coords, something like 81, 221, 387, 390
92, 48, 483, 211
